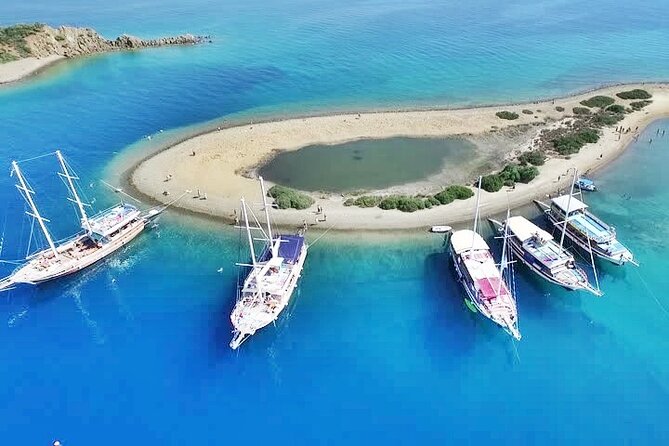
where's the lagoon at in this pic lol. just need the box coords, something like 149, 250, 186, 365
258, 137, 477, 192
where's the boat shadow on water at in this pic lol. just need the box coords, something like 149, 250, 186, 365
421, 251, 498, 360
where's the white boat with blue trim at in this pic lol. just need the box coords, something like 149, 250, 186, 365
490, 215, 602, 296
230, 177, 308, 350
535, 195, 636, 266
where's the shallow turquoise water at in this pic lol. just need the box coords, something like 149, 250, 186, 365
1, 0, 669, 444
259, 137, 476, 191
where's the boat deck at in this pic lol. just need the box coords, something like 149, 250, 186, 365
524, 238, 571, 268
570, 213, 612, 242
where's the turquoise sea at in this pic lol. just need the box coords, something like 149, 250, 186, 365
1, 0, 669, 444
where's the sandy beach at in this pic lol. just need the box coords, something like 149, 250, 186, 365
0, 55, 65, 85
127, 83, 669, 231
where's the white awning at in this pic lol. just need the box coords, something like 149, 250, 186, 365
551, 195, 588, 214
506, 216, 553, 243
450, 229, 489, 254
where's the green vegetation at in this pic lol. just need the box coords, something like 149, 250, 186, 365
343, 184, 473, 212
630, 100, 652, 110
592, 111, 624, 127
55, 34, 65, 42
444, 185, 474, 200
481, 174, 504, 193
267, 185, 314, 210
572, 107, 591, 115
522, 109, 534, 115
555, 106, 565, 112
501, 164, 539, 184
496, 111, 519, 120
606, 104, 626, 114
553, 129, 600, 155
349, 195, 381, 208
518, 150, 545, 166
377, 195, 426, 212
0, 23, 44, 63
579, 95, 615, 108
616, 89, 652, 100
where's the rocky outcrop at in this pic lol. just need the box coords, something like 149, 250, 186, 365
1, 24, 209, 62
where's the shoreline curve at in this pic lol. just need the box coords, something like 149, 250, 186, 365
121, 82, 669, 232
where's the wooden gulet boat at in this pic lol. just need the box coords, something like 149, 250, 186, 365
0, 151, 169, 291
448, 178, 521, 340
535, 173, 636, 266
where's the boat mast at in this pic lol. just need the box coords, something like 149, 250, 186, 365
258, 176, 273, 242
56, 150, 91, 234
12, 161, 59, 258
241, 198, 257, 266
559, 168, 578, 251
470, 176, 483, 249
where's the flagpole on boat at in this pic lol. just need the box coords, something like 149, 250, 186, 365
12, 161, 59, 258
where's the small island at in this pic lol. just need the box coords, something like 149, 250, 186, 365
123, 83, 669, 231
0, 23, 208, 85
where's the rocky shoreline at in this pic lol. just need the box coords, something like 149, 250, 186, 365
0, 23, 209, 84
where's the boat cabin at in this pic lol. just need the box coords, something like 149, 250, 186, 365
86, 204, 141, 244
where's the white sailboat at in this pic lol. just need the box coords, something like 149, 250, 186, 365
535, 170, 636, 266
229, 177, 308, 350
0, 151, 167, 291
448, 178, 521, 340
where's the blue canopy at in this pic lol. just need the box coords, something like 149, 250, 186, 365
258, 234, 305, 264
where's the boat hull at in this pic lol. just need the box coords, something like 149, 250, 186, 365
544, 212, 633, 266
448, 240, 520, 339
230, 241, 308, 349
7, 219, 146, 287
507, 236, 587, 292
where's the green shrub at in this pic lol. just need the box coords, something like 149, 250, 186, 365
378, 196, 400, 210
444, 185, 474, 200
555, 106, 565, 112
518, 150, 545, 166
580, 96, 615, 108
617, 89, 652, 100
426, 196, 441, 207
606, 104, 626, 113
267, 185, 314, 210
572, 107, 591, 115
577, 128, 600, 143
630, 100, 652, 110
552, 129, 599, 155
433, 190, 455, 205
518, 165, 539, 183
353, 195, 381, 208
481, 174, 504, 193
592, 112, 624, 126
522, 109, 534, 115
496, 111, 519, 120
396, 196, 425, 213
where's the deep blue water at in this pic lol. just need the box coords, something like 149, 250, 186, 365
1, 0, 669, 444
